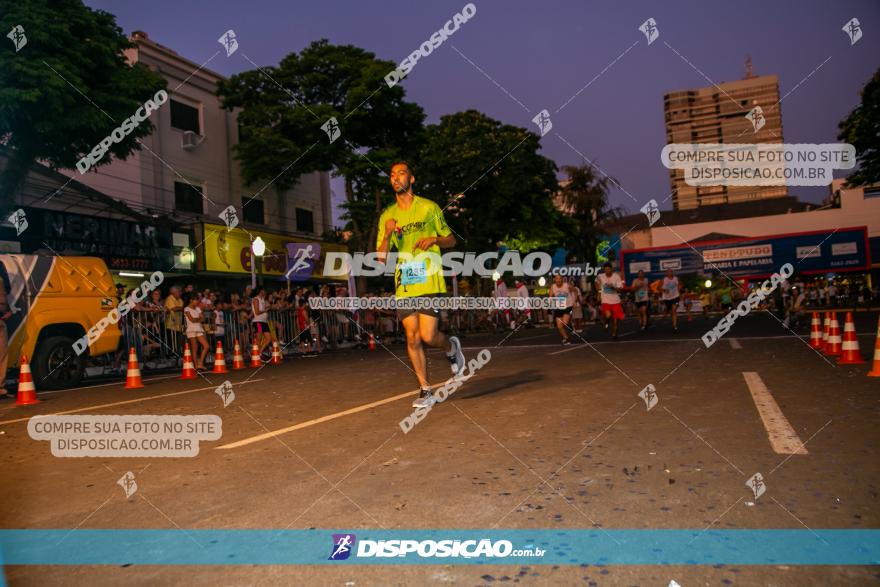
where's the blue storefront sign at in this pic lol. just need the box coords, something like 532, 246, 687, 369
622, 227, 869, 281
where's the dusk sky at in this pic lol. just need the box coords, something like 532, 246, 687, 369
87, 0, 879, 224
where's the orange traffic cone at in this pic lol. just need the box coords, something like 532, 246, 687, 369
15, 355, 39, 406
368, 333, 376, 351
838, 312, 864, 365
249, 339, 262, 368
212, 341, 229, 373
180, 343, 198, 380
809, 312, 823, 349
825, 312, 842, 356
124, 347, 144, 389
867, 316, 880, 377
271, 341, 283, 365
231, 340, 246, 370
821, 312, 831, 353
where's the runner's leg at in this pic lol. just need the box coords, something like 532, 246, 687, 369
402, 313, 429, 389
418, 312, 451, 353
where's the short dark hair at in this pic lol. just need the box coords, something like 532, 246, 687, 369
602, 262, 612, 269
389, 160, 413, 174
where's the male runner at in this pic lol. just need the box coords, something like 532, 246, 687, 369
376, 161, 466, 408
595, 262, 624, 340
661, 268, 681, 332
631, 269, 650, 331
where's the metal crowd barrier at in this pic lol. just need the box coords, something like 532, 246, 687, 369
82, 302, 573, 377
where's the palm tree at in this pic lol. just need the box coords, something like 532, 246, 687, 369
558, 163, 627, 261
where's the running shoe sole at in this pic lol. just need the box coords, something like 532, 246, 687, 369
448, 336, 465, 376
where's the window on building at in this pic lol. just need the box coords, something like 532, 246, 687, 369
174, 181, 204, 214
170, 100, 200, 134
242, 197, 264, 224
296, 208, 314, 233
864, 187, 880, 199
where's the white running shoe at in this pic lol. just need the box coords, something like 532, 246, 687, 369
412, 388, 435, 409
447, 336, 465, 376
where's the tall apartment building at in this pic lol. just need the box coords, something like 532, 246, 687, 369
663, 70, 788, 210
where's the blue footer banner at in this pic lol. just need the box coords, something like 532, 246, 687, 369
0, 530, 877, 565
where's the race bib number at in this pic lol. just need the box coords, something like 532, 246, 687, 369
400, 261, 427, 285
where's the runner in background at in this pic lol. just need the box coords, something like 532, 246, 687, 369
549, 274, 575, 345
514, 280, 532, 328
631, 269, 650, 331
595, 262, 625, 340
661, 269, 682, 332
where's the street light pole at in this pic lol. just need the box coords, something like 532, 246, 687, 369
250, 236, 266, 290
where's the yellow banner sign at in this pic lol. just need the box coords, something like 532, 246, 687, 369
201, 223, 345, 280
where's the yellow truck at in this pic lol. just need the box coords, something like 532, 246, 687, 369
2, 254, 120, 389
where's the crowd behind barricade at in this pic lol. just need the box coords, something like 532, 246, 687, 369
100, 272, 877, 374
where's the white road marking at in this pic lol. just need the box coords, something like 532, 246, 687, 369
0, 379, 264, 426
37, 374, 180, 395
217, 386, 429, 449
728, 338, 742, 349
742, 372, 807, 455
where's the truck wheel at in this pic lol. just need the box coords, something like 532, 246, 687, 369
31, 336, 86, 390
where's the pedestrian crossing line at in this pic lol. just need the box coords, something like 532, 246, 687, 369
742, 371, 807, 455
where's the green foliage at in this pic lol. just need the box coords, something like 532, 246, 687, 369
415, 110, 567, 251
558, 163, 626, 262
218, 39, 425, 252
838, 67, 880, 187
0, 0, 166, 211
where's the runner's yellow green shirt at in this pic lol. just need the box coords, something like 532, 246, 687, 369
376, 195, 451, 299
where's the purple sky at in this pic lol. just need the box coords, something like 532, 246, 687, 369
87, 0, 879, 224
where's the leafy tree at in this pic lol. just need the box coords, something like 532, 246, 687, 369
415, 110, 566, 253
0, 0, 166, 214
218, 40, 425, 254
838, 67, 880, 187
557, 163, 626, 262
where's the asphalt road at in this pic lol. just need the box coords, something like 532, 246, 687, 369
1, 311, 878, 586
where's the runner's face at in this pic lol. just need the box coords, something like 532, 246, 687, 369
390, 164, 413, 194
553, 275, 563, 286
604, 267, 612, 276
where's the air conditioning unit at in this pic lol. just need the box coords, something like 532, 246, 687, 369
181, 130, 204, 150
